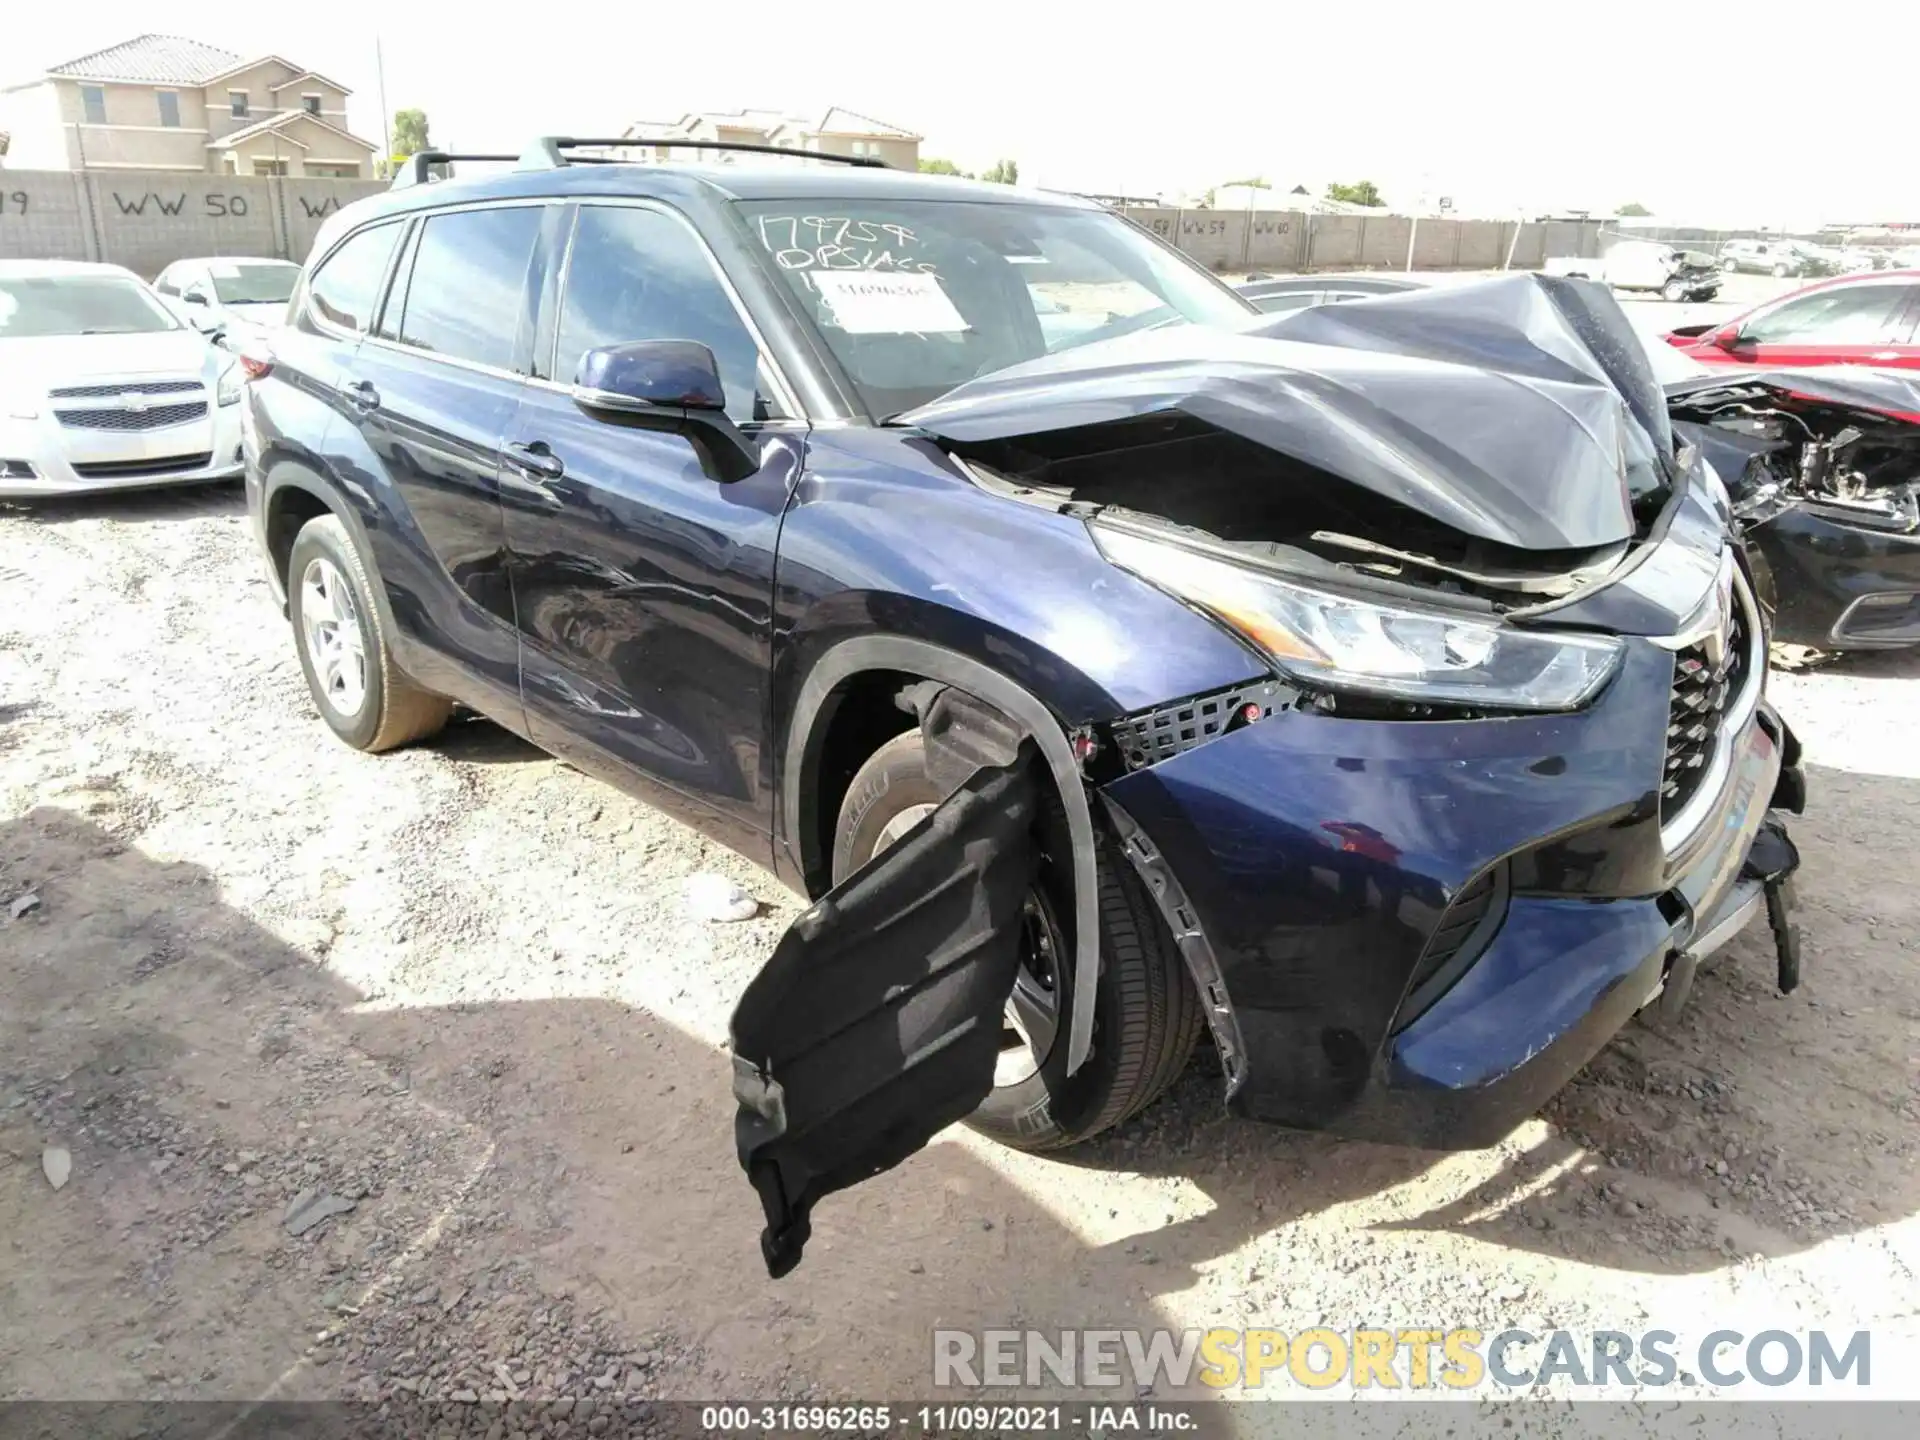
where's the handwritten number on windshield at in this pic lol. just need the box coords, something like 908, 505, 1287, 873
755, 216, 937, 273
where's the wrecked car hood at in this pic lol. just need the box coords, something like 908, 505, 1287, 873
898, 274, 1676, 553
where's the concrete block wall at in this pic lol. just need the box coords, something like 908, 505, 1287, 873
0, 167, 384, 275
0, 171, 95, 261
1119, 203, 1603, 276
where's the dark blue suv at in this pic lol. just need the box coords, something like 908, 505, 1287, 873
243, 140, 1804, 1275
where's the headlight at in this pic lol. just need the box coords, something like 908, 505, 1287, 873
1098, 528, 1623, 712
216, 362, 242, 407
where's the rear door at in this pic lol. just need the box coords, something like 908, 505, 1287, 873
1720, 279, 1919, 368
731, 753, 1037, 1277
345, 200, 551, 717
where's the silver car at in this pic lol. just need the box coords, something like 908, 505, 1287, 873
0, 260, 244, 499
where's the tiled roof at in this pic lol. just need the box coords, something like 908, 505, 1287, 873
208, 111, 377, 151
816, 107, 920, 140
47, 34, 244, 85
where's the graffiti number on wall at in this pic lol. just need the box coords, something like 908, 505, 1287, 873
2, 191, 29, 216
111, 192, 250, 219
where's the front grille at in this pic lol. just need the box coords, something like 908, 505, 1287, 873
1109, 681, 1288, 772
1662, 589, 1753, 822
48, 379, 203, 400
55, 400, 208, 431
71, 453, 212, 480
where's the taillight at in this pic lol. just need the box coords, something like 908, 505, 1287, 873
238, 343, 274, 381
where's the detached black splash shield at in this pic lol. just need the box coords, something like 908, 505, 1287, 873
730, 755, 1038, 1278
898, 273, 1678, 552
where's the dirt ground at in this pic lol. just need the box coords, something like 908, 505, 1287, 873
1, 482, 1916, 1420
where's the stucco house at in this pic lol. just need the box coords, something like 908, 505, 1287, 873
0, 34, 378, 178
621, 108, 921, 171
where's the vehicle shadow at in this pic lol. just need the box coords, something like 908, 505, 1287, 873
4, 480, 244, 526
430, 712, 548, 766
1794, 646, 1920, 680
1052, 757, 1917, 1283
0, 805, 1219, 1405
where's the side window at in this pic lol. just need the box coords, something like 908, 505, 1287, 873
555, 205, 777, 421
81, 86, 106, 124
307, 223, 403, 334
1742, 283, 1912, 345
395, 206, 543, 372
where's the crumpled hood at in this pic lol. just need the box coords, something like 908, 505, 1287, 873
899, 273, 1676, 552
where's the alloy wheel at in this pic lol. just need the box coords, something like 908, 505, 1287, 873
299, 556, 369, 718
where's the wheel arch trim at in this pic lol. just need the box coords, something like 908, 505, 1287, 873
783, 634, 1101, 1075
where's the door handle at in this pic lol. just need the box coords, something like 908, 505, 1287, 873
505, 441, 565, 480
344, 379, 379, 412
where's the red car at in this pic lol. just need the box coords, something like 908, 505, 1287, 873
1664, 269, 1920, 369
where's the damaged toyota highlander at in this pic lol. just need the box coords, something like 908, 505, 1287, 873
240, 143, 1806, 1279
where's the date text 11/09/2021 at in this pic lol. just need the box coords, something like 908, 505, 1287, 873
699, 1405, 1197, 1432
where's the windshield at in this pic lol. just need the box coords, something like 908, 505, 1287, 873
0, 275, 180, 338
736, 199, 1255, 414
209, 262, 298, 305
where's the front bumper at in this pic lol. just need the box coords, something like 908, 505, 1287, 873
0, 404, 244, 500
1103, 639, 1801, 1151
1749, 504, 1920, 649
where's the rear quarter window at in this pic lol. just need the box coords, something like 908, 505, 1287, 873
308, 223, 403, 334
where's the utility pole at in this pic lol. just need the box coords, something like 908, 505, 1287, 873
376, 37, 393, 177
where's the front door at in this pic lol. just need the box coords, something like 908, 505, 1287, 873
346, 201, 550, 719
500, 201, 803, 859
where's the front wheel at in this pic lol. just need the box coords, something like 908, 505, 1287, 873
1773, 262, 1791, 278
833, 731, 1203, 1151
287, 515, 451, 752
1662, 279, 1688, 302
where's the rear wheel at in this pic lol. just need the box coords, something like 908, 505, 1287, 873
833, 730, 1203, 1151
1773, 262, 1791, 278
288, 515, 451, 752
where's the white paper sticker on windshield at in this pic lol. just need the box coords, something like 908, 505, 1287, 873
811, 271, 969, 335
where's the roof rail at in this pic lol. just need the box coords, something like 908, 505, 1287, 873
514, 136, 889, 171
390, 150, 519, 190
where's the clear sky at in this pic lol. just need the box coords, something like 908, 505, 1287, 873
11, 1, 1918, 225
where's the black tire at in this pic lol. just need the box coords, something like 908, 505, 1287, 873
833, 730, 1203, 1151
287, 515, 450, 752
1662, 280, 1687, 303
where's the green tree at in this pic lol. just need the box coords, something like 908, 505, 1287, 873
917, 157, 971, 177
391, 108, 431, 163
1615, 201, 1653, 217
1324, 180, 1384, 207
979, 158, 1019, 186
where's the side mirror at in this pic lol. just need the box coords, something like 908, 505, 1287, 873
187, 309, 224, 338
182, 290, 209, 306
1709, 325, 1746, 351
571, 340, 759, 482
